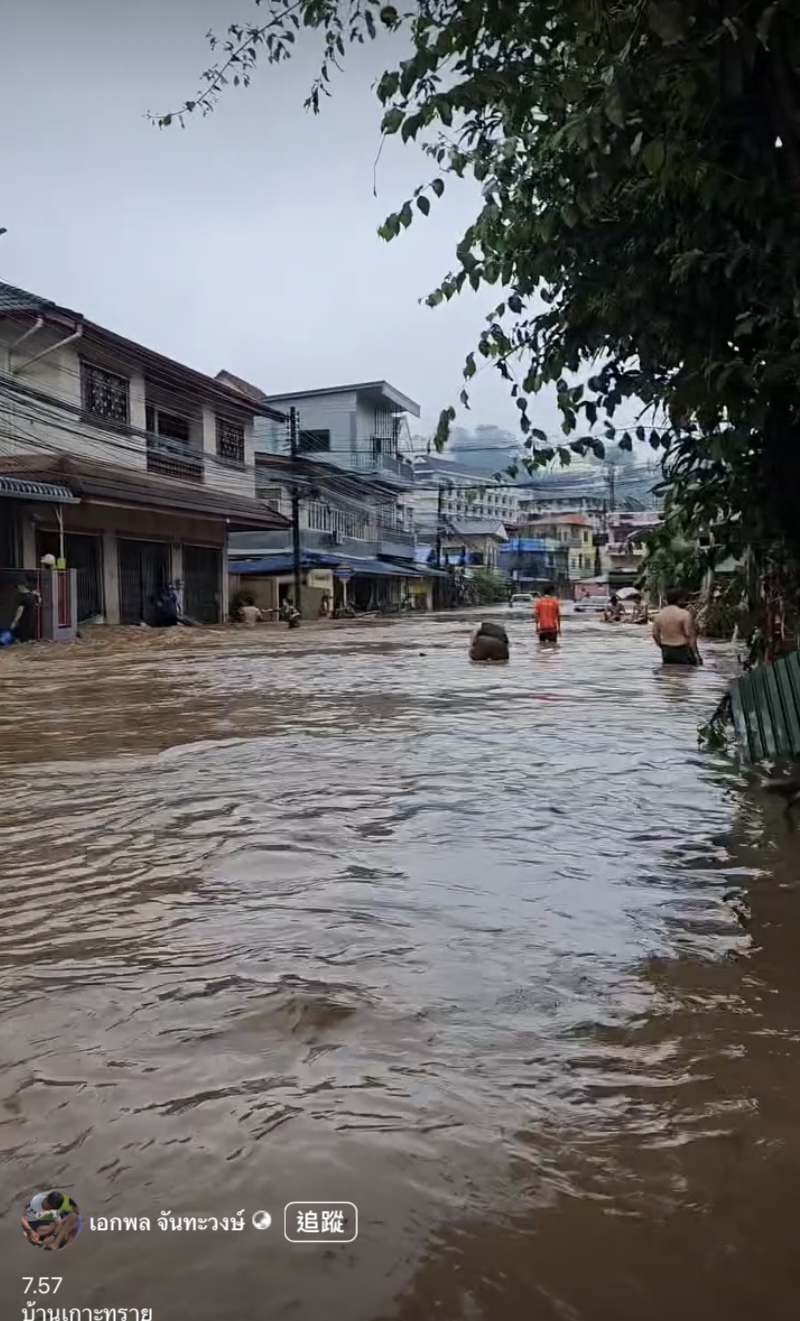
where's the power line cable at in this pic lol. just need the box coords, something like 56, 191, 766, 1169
0, 378, 660, 500
0, 307, 673, 449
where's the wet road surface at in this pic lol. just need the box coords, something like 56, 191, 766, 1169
2, 612, 799, 1319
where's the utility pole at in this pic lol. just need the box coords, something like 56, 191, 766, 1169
606, 463, 617, 513
289, 407, 303, 612
435, 484, 444, 569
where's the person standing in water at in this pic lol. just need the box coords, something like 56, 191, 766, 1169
534, 583, 561, 644
652, 588, 702, 666
9, 576, 41, 642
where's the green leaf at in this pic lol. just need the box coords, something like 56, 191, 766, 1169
605, 85, 626, 128
382, 108, 404, 136
417, 195, 431, 216
377, 213, 400, 241
399, 202, 413, 229
464, 352, 476, 380
558, 446, 572, 465
376, 71, 399, 103
431, 178, 445, 198
641, 139, 666, 173
401, 112, 426, 143
433, 406, 454, 452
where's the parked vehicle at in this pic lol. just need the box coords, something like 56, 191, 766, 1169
507, 592, 535, 618
574, 595, 611, 614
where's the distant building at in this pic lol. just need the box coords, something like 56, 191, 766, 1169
433, 518, 509, 574
497, 536, 570, 595
518, 460, 661, 517
519, 513, 597, 582
253, 380, 418, 495
603, 510, 662, 585
413, 454, 520, 530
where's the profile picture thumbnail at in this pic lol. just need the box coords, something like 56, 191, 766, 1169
21, 1190, 81, 1251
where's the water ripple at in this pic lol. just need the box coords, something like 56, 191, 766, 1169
1, 614, 790, 1320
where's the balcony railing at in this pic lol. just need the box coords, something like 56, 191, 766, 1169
146, 434, 205, 483
377, 524, 415, 546
338, 448, 415, 483
305, 500, 415, 545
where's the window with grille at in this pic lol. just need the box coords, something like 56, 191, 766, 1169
216, 417, 245, 465
81, 361, 130, 426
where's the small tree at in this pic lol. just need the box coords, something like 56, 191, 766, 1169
468, 566, 508, 605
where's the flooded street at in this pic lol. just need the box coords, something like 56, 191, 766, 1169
3, 612, 799, 1319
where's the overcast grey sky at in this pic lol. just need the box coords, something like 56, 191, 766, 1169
0, 0, 585, 440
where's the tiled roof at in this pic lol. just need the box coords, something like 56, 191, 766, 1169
0, 282, 284, 420
0, 453, 290, 531
0, 280, 63, 313
216, 370, 274, 407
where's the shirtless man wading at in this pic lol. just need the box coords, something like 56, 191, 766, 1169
652, 589, 701, 666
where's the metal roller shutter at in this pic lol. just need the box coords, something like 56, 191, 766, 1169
118, 538, 170, 625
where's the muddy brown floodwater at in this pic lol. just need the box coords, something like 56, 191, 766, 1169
2, 611, 800, 1320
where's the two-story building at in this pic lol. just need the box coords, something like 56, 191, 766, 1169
0, 281, 288, 626
255, 379, 417, 489
496, 536, 570, 595
603, 510, 662, 588
520, 514, 597, 583
432, 518, 509, 574
221, 375, 432, 613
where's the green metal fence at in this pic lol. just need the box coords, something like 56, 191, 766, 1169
730, 652, 800, 761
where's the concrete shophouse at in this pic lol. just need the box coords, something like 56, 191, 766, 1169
0, 281, 288, 627
220, 375, 438, 613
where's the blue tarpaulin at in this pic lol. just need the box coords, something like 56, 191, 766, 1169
498, 538, 549, 553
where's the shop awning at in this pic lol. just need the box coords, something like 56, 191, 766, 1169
0, 476, 78, 504
0, 457, 288, 530
231, 552, 443, 579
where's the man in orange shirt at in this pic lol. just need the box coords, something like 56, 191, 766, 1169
534, 583, 561, 643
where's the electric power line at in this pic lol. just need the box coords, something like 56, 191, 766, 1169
0, 376, 660, 501
0, 306, 673, 450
